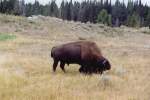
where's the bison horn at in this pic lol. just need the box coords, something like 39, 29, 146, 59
102, 59, 107, 64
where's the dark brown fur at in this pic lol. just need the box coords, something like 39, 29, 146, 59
51, 41, 111, 74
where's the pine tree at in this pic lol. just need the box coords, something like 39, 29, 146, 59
8, 0, 17, 14
20, 0, 25, 16
60, 0, 65, 19
2, 0, 8, 13
33, 0, 40, 15
49, 0, 59, 17
72, 1, 80, 21
112, 0, 127, 26
25, 3, 33, 16
127, 0, 134, 15
146, 9, 150, 28
13, 0, 20, 15
66, 0, 73, 20
0, 0, 2, 12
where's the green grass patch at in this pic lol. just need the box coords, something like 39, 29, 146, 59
0, 33, 16, 41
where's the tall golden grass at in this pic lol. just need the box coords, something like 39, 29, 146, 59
0, 14, 150, 100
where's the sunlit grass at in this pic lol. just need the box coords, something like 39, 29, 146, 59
0, 14, 149, 100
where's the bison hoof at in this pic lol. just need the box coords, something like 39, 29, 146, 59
79, 67, 85, 73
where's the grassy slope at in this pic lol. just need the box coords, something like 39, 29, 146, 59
0, 14, 150, 100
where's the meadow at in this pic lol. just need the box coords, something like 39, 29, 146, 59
0, 14, 150, 100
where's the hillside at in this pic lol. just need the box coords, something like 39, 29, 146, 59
0, 14, 150, 100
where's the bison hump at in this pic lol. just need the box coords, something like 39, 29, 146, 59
81, 42, 102, 61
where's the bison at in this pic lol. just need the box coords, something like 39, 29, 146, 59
51, 41, 111, 74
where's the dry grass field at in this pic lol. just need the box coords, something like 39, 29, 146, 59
0, 14, 150, 100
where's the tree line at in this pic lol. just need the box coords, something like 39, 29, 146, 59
0, 0, 150, 28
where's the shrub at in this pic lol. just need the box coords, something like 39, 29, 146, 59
127, 12, 140, 27
97, 9, 112, 26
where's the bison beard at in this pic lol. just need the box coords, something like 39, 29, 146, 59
79, 66, 103, 74
79, 58, 111, 74
51, 41, 111, 74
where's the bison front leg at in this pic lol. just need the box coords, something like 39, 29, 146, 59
79, 66, 85, 73
60, 62, 66, 73
79, 65, 90, 74
53, 59, 59, 72
100, 71, 103, 75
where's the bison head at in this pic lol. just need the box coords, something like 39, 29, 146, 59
97, 58, 111, 71
79, 58, 111, 74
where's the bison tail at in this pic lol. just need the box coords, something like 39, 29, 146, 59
51, 51, 53, 57
51, 47, 55, 58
